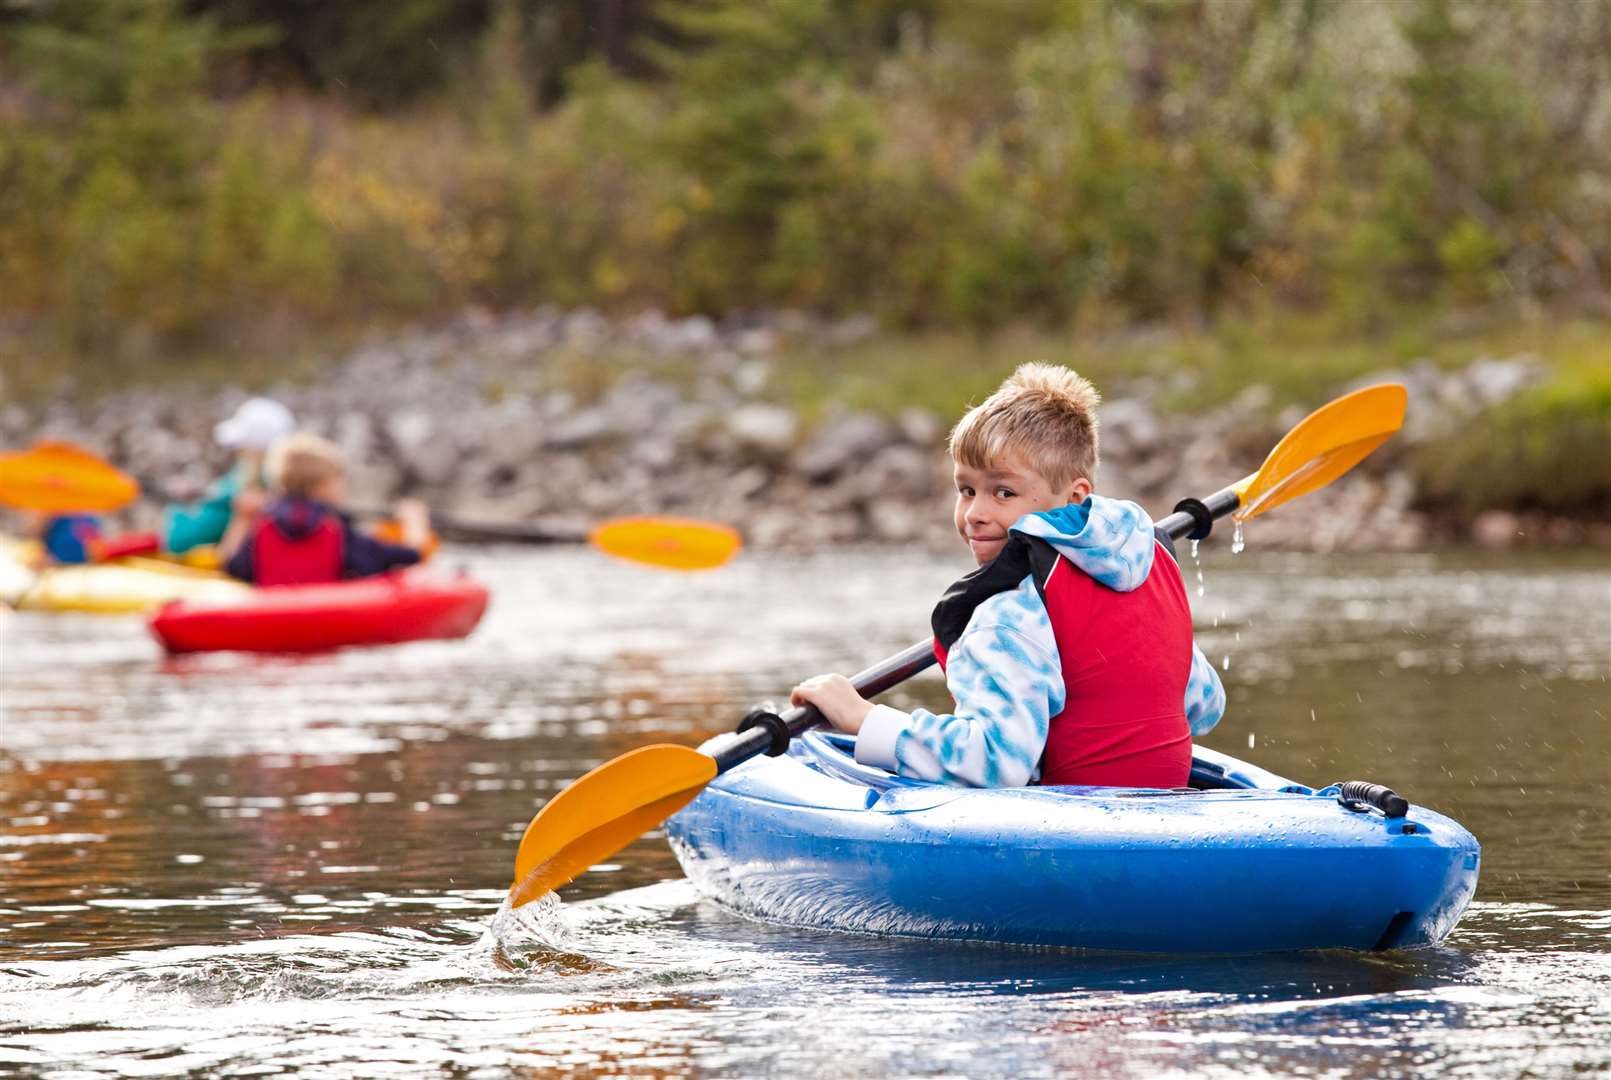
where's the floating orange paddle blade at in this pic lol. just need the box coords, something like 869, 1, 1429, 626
0, 442, 139, 513
509, 744, 717, 908
588, 517, 742, 571
1233, 384, 1407, 522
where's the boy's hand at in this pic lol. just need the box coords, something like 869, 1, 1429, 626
790, 674, 874, 735
393, 498, 431, 551
393, 498, 429, 529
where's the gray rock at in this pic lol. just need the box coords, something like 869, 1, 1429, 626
1471, 509, 1523, 548
795, 411, 895, 481
896, 407, 942, 446
733, 358, 771, 396
867, 500, 923, 542
735, 327, 777, 356
385, 410, 435, 451
1465, 355, 1544, 406
1099, 398, 1162, 456
727, 404, 798, 458
542, 407, 616, 449
825, 313, 879, 347
664, 315, 718, 353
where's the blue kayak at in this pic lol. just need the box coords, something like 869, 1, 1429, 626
666, 730, 1481, 953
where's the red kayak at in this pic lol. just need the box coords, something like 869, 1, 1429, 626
149, 570, 490, 654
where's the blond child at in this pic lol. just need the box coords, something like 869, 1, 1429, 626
223, 433, 429, 586
792, 363, 1224, 788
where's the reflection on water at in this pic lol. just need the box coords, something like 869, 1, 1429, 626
1, 546, 1608, 1077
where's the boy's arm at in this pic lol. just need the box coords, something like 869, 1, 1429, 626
856, 578, 1064, 788
340, 520, 423, 577
1185, 643, 1226, 736
223, 536, 254, 582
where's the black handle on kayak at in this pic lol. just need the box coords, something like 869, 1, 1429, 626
710, 483, 1249, 776
1337, 781, 1410, 818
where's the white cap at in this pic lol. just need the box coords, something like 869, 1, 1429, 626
214, 397, 295, 450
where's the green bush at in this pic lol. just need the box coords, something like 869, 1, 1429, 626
2, 0, 1609, 373
1416, 368, 1611, 517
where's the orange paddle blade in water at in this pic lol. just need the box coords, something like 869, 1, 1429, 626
509, 744, 717, 908
588, 517, 742, 571
0, 442, 139, 513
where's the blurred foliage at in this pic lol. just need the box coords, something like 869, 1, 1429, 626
1415, 343, 1611, 518
1, 0, 1609, 384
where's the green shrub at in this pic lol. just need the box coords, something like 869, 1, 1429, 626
1416, 367, 1611, 517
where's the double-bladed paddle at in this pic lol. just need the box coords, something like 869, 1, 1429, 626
507, 383, 1408, 908
360, 512, 741, 571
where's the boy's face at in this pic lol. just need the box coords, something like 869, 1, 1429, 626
311, 472, 347, 506
953, 452, 1091, 566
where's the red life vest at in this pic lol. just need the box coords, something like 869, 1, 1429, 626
935, 539, 1193, 788
251, 513, 345, 586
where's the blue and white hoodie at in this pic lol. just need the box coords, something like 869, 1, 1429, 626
855, 495, 1226, 786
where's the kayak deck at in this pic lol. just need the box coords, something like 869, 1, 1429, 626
666, 730, 1481, 954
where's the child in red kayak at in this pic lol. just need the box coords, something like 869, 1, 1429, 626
791, 363, 1224, 788
223, 433, 430, 586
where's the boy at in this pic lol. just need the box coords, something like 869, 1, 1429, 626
165, 397, 295, 556
791, 363, 1224, 788
224, 433, 430, 586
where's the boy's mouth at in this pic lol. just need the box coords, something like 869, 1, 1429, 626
966, 534, 1006, 561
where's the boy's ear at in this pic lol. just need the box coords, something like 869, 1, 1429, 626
1069, 477, 1093, 504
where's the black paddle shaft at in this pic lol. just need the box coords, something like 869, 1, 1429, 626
709, 640, 938, 773
706, 481, 1243, 776
350, 507, 586, 544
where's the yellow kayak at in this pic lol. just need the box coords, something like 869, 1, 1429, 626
0, 537, 248, 614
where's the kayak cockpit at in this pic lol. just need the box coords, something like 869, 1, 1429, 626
799, 729, 1314, 797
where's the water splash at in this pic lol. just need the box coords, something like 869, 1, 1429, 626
486, 891, 567, 950
1231, 520, 1246, 555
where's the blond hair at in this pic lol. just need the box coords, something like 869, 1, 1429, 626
267, 432, 346, 498
948, 363, 1101, 490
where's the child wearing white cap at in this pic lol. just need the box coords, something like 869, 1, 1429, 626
163, 397, 295, 555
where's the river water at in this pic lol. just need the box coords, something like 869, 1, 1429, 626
1, 545, 1607, 1078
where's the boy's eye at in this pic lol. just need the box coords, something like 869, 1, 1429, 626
958, 485, 975, 497
995, 487, 1016, 499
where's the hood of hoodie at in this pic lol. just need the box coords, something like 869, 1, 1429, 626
268, 496, 337, 541
1009, 494, 1157, 592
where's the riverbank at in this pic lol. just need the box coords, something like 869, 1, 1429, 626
4, 307, 1607, 552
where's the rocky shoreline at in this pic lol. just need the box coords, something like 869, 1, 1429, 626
3, 307, 1600, 553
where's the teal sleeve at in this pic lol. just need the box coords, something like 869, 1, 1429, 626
162, 473, 240, 554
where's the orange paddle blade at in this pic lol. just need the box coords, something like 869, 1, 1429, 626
0, 442, 139, 513
588, 517, 742, 571
509, 744, 717, 908
1233, 384, 1407, 522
